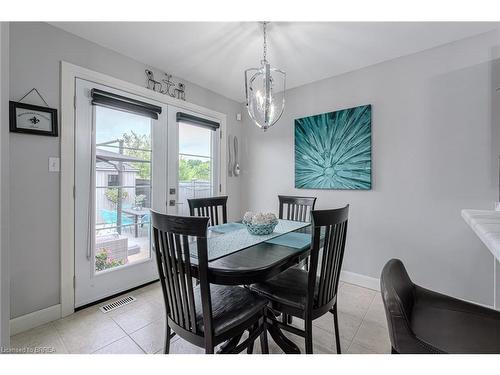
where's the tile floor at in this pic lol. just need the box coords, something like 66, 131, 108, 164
10, 281, 391, 354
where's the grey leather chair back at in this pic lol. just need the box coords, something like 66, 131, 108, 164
381, 258, 500, 354
380, 259, 426, 353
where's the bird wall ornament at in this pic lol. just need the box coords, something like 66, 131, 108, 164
145, 70, 185, 101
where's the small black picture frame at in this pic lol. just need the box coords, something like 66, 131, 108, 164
9, 101, 58, 137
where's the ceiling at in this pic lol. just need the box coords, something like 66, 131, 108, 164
50, 22, 499, 102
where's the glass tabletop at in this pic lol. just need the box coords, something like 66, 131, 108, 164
190, 219, 311, 261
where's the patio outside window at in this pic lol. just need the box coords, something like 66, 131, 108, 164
177, 121, 214, 216
94, 106, 152, 273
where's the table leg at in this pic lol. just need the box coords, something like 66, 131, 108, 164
134, 215, 138, 238
266, 311, 301, 354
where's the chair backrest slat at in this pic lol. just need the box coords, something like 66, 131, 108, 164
325, 224, 341, 303
307, 206, 349, 310
174, 233, 191, 329
167, 232, 183, 326
316, 225, 331, 304
188, 196, 228, 226
152, 212, 211, 339
210, 205, 217, 225
182, 234, 197, 334
162, 231, 179, 322
156, 230, 174, 319
278, 195, 317, 223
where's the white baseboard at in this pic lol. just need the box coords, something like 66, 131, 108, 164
340, 270, 380, 291
10, 304, 61, 336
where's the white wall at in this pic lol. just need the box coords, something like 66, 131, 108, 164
241, 30, 500, 306
0, 22, 10, 347
9, 22, 243, 319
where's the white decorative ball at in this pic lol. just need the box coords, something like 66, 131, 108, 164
243, 211, 254, 223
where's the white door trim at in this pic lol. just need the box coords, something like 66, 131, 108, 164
61, 61, 227, 317
0, 22, 10, 347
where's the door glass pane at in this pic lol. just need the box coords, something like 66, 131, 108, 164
178, 122, 213, 216
94, 106, 152, 273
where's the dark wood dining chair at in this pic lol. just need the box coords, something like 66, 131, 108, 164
278, 195, 317, 276
251, 205, 349, 354
278, 195, 317, 223
151, 211, 269, 354
188, 196, 228, 226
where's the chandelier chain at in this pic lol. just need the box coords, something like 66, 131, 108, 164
262, 21, 267, 62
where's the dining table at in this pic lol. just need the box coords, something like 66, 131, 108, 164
122, 207, 150, 238
187, 219, 322, 354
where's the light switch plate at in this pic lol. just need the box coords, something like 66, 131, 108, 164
49, 157, 60, 172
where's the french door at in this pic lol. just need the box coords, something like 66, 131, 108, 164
74, 79, 220, 307
74, 79, 167, 307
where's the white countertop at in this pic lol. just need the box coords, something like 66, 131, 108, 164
462, 209, 500, 261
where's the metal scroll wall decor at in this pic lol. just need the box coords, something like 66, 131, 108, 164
145, 69, 186, 101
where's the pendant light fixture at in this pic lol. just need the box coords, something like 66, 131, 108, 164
245, 22, 286, 131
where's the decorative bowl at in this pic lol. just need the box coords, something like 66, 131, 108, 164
243, 219, 278, 235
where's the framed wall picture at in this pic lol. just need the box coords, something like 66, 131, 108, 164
9, 101, 58, 137
295, 104, 372, 190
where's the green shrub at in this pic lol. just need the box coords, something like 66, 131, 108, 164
105, 188, 128, 204
95, 249, 126, 271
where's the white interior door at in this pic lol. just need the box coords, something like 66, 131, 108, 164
74, 79, 167, 307
166, 106, 221, 216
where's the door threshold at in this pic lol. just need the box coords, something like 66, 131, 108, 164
75, 279, 159, 312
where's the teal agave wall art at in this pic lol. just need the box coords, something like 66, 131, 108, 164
295, 105, 372, 190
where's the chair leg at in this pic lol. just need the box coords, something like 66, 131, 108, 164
205, 345, 215, 354
331, 305, 341, 354
247, 341, 255, 354
164, 324, 171, 354
205, 335, 215, 354
391, 347, 399, 354
247, 323, 257, 354
260, 316, 269, 354
305, 318, 313, 354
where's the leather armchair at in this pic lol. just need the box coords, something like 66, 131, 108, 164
381, 259, 500, 354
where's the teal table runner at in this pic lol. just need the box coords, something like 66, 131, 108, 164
192, 219, 310, 261
264, 227, 327, 250
265, 232, 312, 250
208, 222, 245, 234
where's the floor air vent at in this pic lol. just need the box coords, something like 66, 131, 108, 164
99, 296, 136, 313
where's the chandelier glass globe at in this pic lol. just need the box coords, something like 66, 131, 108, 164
245, 22, 286, 131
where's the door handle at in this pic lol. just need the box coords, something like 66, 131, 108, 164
168, 200, 184, 206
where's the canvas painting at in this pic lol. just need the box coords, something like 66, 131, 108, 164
295, 104, 372, 190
